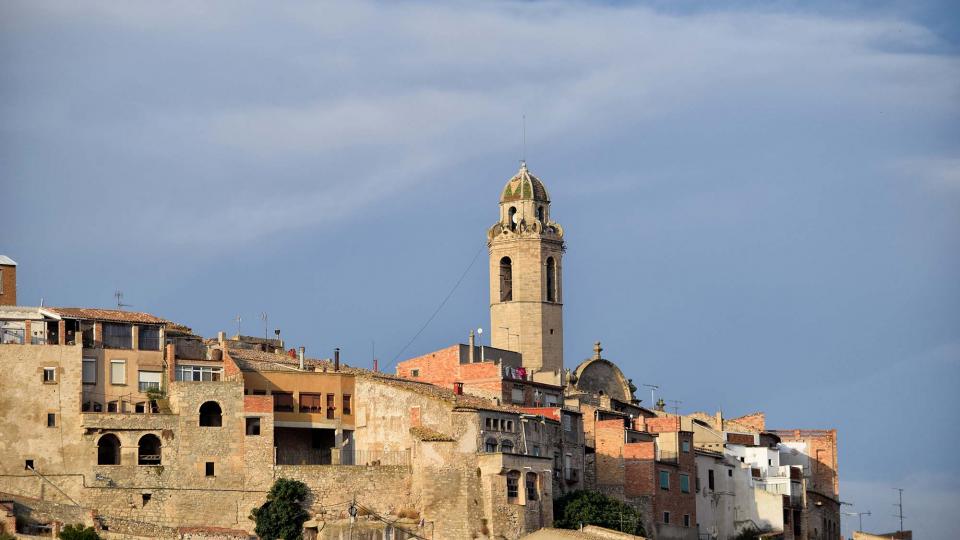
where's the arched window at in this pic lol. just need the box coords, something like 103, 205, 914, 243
485, 438, 498, 453
546, 257, 556, 302
526, 472, 538, 501
500, 440, 514, 454
499, 257, 513, 302
508, 207, 517, 231
97, 434, 121, 465
506, 471, 520, 502
138, 434, 161, 465
199, 401, 222, 427
537, 206, 544, 223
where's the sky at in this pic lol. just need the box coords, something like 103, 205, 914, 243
1, 1, 958, 536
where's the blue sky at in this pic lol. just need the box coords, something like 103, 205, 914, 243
1, 1, 957, 536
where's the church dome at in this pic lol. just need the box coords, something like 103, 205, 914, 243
500, 162, 550, 203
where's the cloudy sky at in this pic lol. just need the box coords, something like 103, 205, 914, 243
2, 1, 957, 536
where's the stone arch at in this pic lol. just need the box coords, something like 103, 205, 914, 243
97, 433, 121, 465
138, 434, 162, 465
199, 401, 222, 427
499, 257, 513, 302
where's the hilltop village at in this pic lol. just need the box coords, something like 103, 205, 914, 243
0, 164, 840, 540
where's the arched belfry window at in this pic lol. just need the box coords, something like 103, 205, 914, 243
199, 401, 222, 427
546, 257, 557, 302
499, 257, 513, 302
97, 434, 121, 465
537, 206, 545, 223
508, 207, 517, 231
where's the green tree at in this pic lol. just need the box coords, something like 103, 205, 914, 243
250, 478, 310, 540
553, 490, 645, 536
57, 524, 100, 540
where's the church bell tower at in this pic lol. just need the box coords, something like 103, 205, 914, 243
488, 162, 565, 376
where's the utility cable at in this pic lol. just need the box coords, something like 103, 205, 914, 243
387, 241, 486, 371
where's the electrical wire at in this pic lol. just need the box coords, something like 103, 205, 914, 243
386, 241, 486, 371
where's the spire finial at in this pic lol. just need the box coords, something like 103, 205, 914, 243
593, 341, 603, 359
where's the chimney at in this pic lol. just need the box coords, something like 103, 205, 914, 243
334, 348, 340, 372
715, 411, 723, 431
298, 346, 305, 370
217, 331, 226, 346
373, 358, 379, 373
468, 330, 475, 363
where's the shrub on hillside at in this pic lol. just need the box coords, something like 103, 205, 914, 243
250, 478, 310, 540
553, 490, 645, 536
57, 524, 101, 540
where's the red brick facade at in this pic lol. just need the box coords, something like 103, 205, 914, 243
0, 263, 16, 306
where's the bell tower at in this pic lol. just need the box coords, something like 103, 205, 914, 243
488, 162, 565, 376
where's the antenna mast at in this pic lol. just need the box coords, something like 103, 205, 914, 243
114, 290, 132, 310
234, 314, 242, 337
260, 312, 268, 340
893, 487, 905, 532
642, 384, 659, 408
667, 399, 683, 415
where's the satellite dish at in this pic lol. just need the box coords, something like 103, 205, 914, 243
477, 327, 483, 335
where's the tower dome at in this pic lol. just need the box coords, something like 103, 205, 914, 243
500, 162, 550, 203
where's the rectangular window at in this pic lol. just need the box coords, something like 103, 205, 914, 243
682, 440, 690, 453
138, 371, 161, 392
683, 514, 690, 527
708, 469, 715, 491
175, 365, 222, 382
47, 413, 56, 427
663, 511, 670, 524
138, 325, 161, 350
659, 470, 670, 490
299, 393, 323, 413
532, 445, 541, 457
205, 462, 215, 477
562, 414, 572, 432
410, 369, 419, 377
680, 473, 690, 493
507, 474, 519, 501
252, 389, 267, 395
544, 393, 559, 407
728, 469, 733, 477
42, 367, 56, 383
326, 394, 336, 419
526, 474, 537, 501
511, 385, 524, 403
273, 392, 294, 412
110, 360, 126, 385
343, 394, 352, 415
102, 323, 132, 349
82, 358, 97, 384
245, 417, 261, 436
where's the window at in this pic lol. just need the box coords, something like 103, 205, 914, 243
142, 493, 152, 505
511, 385, 524, 404
97, 434, 121, 465
506, 420, 513, 432
545, 394, 559, 407
273, 392, 294, 412
299, 393, 323, 413
562, 415, 572, 432
682, 440, 690, 453
663, 511, 670, 524
82, 358, 96, 384
47, 413, 56, 427
103, 323, 132, 349
110, 360, 126, 385
499, 257, 513, 302
659, 470, 670, 490
708, 469, 715, 491
246, 417, 261, 436
205, 462, 215, 477
508, 207, 517, 231
42, 368, 56, 383
553, 452, 562, 472
135, 402, 146, 413
25, 459, 34, 470
175, 365, 222, 382
138, 326, 160, 350
526, 472, 538, 501
680, 473, 690, 493
728, 469, 733, 477
138, 434, 161, 465
683, 514, 690, 527
546, 257, 556, 302
343, 394, 352, 415
537, 206, 545, 223
326, 393, 336, 419
410, 369, 419, 377
199, 401, 222, 427
500, 440, 514, 453
531, 445, 541, 457
138, 371, 161, 393
485, 438, 498, 452
107, 401, 119, 413
506, 471, 520, 502
768, 458, 772, 466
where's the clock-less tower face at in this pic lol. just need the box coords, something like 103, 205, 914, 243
487, 162, 565, 376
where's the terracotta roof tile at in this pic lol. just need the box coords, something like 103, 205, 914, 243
45, 307, 168, 324
409, 426, 455, 442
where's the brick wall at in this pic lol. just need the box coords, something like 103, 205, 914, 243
0, 264, 16, 306
395, 345, 461, 387
730, 412, 766, 432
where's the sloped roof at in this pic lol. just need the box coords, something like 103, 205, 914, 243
409, 426, 455, 442
0, 255, 16, 266
500, 162, 550, 203
43, 307, 168, 324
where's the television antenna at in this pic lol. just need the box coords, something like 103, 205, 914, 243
234, 314, 242, 337
114, 290, 132, 310
642, 384, 659, 407
892, 488, 905, 532
667, 399, 683, 415
259, 312, 268, 340
841, 510, 871, 532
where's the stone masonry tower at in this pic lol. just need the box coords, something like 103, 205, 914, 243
488, 162, 565, 376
